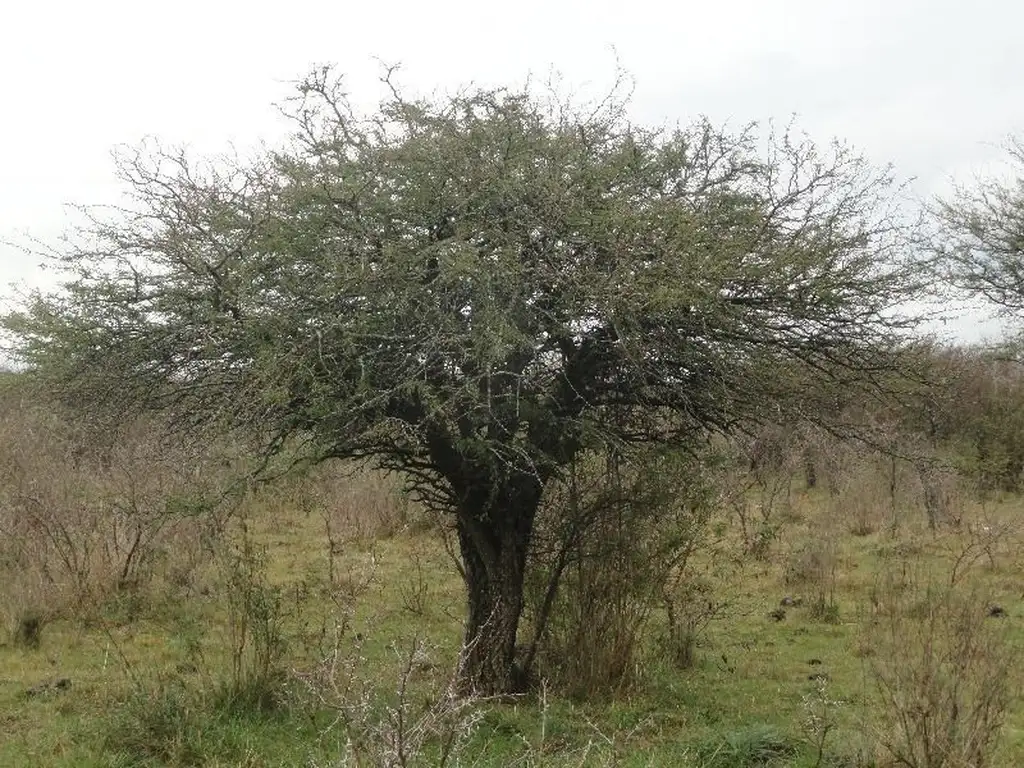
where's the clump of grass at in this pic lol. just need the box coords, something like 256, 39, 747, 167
106, 678, 209, 766
695, 724, 798, 767
808, 599, 841, 624
105, 674, 307, 767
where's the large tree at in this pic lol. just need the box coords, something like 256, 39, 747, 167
5, 69, 919, 694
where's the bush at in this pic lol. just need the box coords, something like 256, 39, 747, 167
296, 631, 485, 768
785, 535, 840, 623
0, 385, 234, 626
12, 608, 44, 649
218, 533, 291, 714
866, 572, 1011, 767
522, 447, 717, 698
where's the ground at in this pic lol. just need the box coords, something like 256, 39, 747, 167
1, 471, 1022, 767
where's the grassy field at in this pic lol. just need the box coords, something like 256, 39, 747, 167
1, 459, 1022, 767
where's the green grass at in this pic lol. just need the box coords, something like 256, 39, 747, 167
2, 482, 1023, 766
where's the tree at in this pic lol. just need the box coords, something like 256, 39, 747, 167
4, 68, 921, 695
933, 137, 1024, 322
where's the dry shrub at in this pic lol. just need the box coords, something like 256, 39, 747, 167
829, 454, 893, 536
294, 462, 418, 542
297, 630, 485, 768
914, 461, 966, 530
824, 449, 924, 536
535, 532, 649, 699
823, 446, 967, 537
0, 384, 235, 628
724, 425, 809, 557
784, 532, 840, 622
398, 548, 431, 617
297, 626, 644, 767
865, 568, 1012, 768
660, 573, 724, 669
524, 448, 716, 698
216, 533, 291, 713
945, 514, 1018, 585
804, 428, 859, 498
271, 462, 420, 591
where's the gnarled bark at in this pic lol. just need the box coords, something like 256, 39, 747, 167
454, 474, 542, 696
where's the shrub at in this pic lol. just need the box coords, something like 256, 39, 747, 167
866, 574, 1011, 767
297, 631, 485, 768
0, 386, 234, 624
12, 608, 44, 649
218, 533, 290, 714
522, 447, 717, 698
785, 535, 840, 622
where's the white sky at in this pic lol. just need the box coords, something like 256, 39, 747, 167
2, 0, 1022, 342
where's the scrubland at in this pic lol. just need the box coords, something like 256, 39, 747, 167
0, 373, 1022, 768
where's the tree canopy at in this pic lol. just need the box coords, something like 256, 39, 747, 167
4, 69, 922, 693
934, 137, 1024, 321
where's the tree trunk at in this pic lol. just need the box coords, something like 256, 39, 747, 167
454, 473, 542, 696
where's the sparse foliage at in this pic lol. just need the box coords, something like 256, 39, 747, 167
0, 378, 233, 628
802, 675, 844, 768
218, 532, 290, 713
298, 631, 486, 768
933, 136, 1024, 324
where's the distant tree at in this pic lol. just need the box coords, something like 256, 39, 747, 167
933, 137, 1024, 327
4, 68, 921, 694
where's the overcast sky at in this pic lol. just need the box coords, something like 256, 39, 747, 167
2, 0, 1022, 340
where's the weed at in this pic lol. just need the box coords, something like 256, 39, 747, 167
802, 675, 844, 768
219, 531, 290, 714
